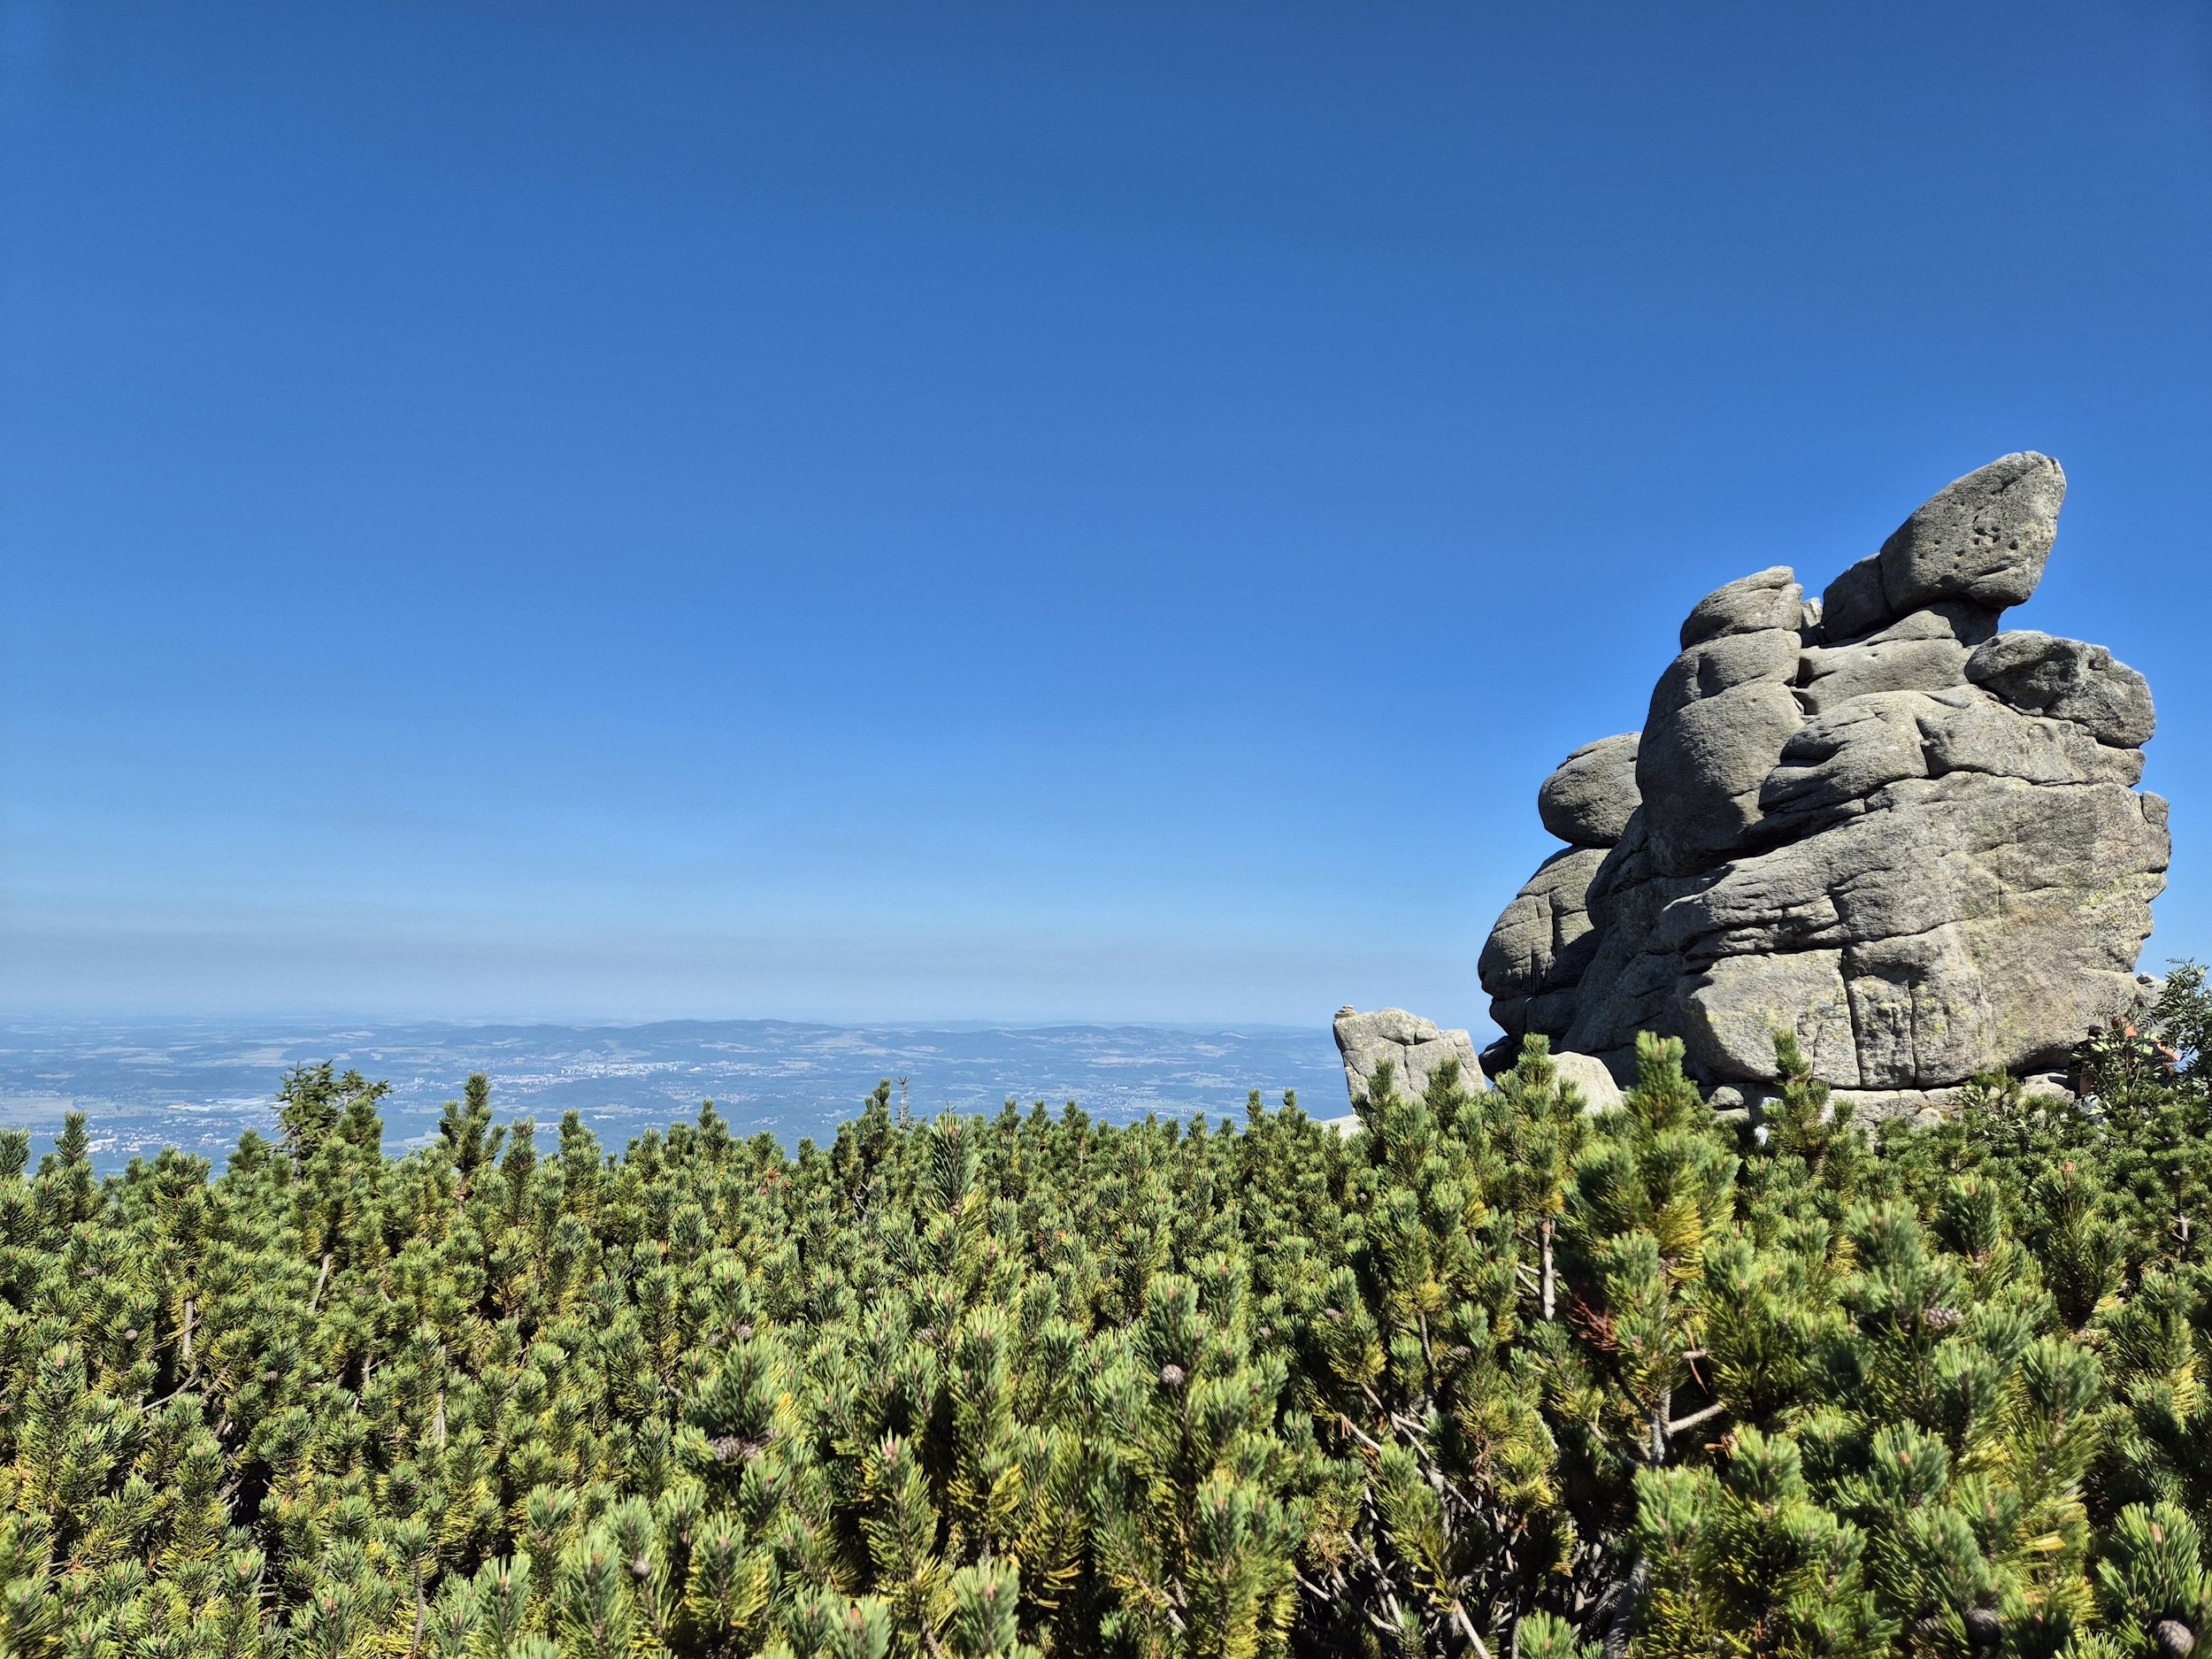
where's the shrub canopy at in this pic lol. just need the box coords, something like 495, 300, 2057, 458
5, 976, 2212, 1658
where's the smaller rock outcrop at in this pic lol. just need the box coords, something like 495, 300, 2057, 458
1550, 1050, 1623, 1110
1333, 1007, 1485, 1103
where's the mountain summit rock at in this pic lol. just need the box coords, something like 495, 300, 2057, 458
1480, 452, 2169, 1102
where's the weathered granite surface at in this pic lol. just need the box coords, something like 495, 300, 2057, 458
1333, 1007, 1486, 1102
1551, 1050, 1623, 1110
1480, 453, 2169, 1091
1540, 733, 1643, 847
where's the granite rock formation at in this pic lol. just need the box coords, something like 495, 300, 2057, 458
1333, 1006, 1486, 1103
1480, 453, 2170, 1103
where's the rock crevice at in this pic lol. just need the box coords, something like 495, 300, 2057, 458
1480, 453, 2169, 1091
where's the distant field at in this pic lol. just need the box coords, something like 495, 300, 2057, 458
0, 1016, 1348, 1172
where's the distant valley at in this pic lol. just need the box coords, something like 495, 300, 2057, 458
0, 1016, 1348, 1172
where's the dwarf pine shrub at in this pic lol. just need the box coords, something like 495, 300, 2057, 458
4, 976, 2212, 1657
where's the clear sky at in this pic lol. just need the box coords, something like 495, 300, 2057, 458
3, 2, 2208, 1028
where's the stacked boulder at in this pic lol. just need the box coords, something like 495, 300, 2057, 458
1479, 453, 2169, 1112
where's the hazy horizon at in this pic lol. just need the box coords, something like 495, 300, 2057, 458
0, 1010, 1359, 1174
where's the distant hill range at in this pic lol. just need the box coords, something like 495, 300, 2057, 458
0, 1016, 1346, 1172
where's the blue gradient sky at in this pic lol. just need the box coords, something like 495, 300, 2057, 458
3, 3, 2208, 1027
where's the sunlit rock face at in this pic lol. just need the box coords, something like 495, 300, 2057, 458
1333, 1006, 1486, 1104
1480, 453, 2169, 1096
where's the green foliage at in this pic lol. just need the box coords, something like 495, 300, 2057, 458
6, 1003, 2212, 1659
1635, 1425, 1887, 1659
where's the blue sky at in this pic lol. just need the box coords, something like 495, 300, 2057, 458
3, 2, 2208, 1028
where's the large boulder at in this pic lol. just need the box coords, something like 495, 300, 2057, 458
1539, 733, 1642, 847
1822, 451, 2068, 638
1333, 1007, 1486, 1106
1966, 632, 2156, 747
1479, 846, 1611, 1045
1878, 450, 2067, 614
1480, 453, 2168, 1093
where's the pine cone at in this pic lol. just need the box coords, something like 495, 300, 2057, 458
1922, 1306, 1964, 1332
1160, 1363, 1187, 1386
1964, 1608, 2001, 1648
2154, 1620, 2194, 1659
707, 1434, 762, 1464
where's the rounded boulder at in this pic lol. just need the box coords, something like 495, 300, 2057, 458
1537, 733, 1642, 847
